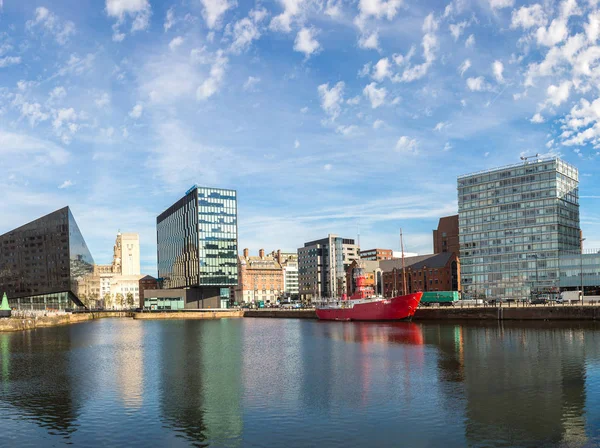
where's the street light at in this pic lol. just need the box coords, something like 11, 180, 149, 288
581, 238, 586, 305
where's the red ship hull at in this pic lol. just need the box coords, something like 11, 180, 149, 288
315, 292, 423, 322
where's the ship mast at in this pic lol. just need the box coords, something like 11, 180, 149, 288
400, 228, 407, 296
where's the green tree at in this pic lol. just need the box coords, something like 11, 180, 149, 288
126, 292, 134, 308
115, 293, 125, 309
103, 293, 112, 309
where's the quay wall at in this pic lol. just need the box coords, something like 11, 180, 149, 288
244, 310, 317, 319
414, 306, 600, 321
0, 311, 132, 332
133, 310, 244, 320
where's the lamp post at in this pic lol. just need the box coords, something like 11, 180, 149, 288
393, 267, 397, 297
581, 238, 586, 305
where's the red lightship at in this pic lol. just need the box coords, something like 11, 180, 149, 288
315, 266, 422, 322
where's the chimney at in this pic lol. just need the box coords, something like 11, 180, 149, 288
277, 249, 282, 263
259, 249, 265, 259
243, 248, 249, 258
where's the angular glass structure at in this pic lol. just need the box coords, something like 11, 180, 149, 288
0, 207, 94, 310
458, 157, 580, 301
157, 186, 238, 308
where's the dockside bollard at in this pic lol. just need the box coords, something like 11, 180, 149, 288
0, 292, 11, 318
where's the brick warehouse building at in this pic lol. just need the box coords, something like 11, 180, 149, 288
380, 253, 460, 297
433, 215, 460, 255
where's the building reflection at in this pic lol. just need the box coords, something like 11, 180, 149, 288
158, 320, 243, 447
422, 321, 599, 447
115, 321, 144, 409
0, 329, 81, 436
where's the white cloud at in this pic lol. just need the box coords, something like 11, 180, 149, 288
531, 113, 545, 123
347, 96, 361, 105
434, 121, 449, 131
373, 119, 385, 129
270, 0, 305, 33
294, 139, 300, 148
358, 31, 380, 50
164, 7, 175, 31
372, 58, 392, 81
106, 0, 152, 40
363, 82, 386, 108
536, 19, 569, 47
324, 163, 332, 171
560, 97, 600, 146
489, 0, 514, 9
58, 180, 74, 189
95, 92, 111, 108
492, 60, 504, 83
0, 131, 68, 165
26, 7, 76, 45
585, 11, 600, 42
443, 142, 452, 151
449, 21, 467, 41
129, 103, 143, 118
197, 50, 228, 100
511, 4, 547, 29
336, 124, 358, 136
546, 80, 571, 106
243, 76, 260, 91
358, 0, 403, 21
300, 106, 309, 113
14, 97, 49, 127
465, 34, 475, 48
458, 59, 471, 76
49, 86, 67, 102
466, 76, 489, 91
169, 36, 184, 51
0, 56, 22, 68
325, 0, 342, 18
318, 81, 345, 120
396, 14, 438, 82
228, 8, 267, 54
396, 136, 418, 153
294, 27, 320, 58
199, 0, 236, 29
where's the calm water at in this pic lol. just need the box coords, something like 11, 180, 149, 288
2, 318, 600, 447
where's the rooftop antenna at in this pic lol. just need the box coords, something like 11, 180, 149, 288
520, 153, 540, 164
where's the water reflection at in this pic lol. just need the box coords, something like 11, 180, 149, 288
3, 319, 600, 446
158, 320, 243, 447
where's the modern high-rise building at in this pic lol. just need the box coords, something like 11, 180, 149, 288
156, 186, 238, 309
0, 207, 94, 310
298, 234, 359, 301
458, 157, 580, 301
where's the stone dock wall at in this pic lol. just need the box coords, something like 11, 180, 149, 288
133, 310, 244, 320
414, 305, 600, 321
0, 311, 132, 332
244, 310, 318, 319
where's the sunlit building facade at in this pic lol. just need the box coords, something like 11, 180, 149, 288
157, 186, 238, 308
0, 207, 94, 310
458, 157, 580, 301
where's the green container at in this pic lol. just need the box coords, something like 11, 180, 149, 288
421, 291, 459, 303
258, 301, 265, 308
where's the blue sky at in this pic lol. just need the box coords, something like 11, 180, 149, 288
1, 0, 600, 274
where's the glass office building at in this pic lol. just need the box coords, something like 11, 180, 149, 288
157, 186, 238, 308
458, 157, 580, 301
0, 207, 95, 310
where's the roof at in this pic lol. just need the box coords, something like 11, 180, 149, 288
140, 275, 157, 281
238, 255, 282, 270
380, 252, 455, 271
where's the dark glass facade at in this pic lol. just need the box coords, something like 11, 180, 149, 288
0, 207, 94, 310
157, 186, 238, 306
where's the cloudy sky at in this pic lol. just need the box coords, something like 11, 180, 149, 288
1, 0, 600, 274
